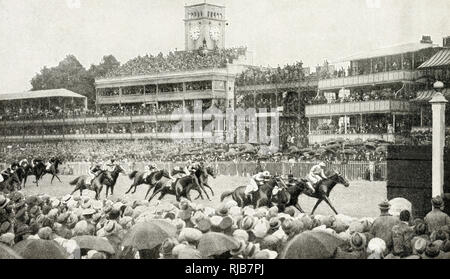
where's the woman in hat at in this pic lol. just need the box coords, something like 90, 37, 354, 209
424, 196, 450, 233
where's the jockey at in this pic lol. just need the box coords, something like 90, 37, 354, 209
45, 157, 55, 171
244, 171, 271, 199
87, 161, 103, 186
19, 159, 29, 168
31, 158, 41, 168
143, 163, 158, 180
183, 160, 196, 176
306, 162, 327, 193
104, 157, 117, 172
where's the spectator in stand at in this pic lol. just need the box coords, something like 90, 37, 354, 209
424, 196, 450, 233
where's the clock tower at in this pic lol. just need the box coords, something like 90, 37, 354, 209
184, 2, 226, 51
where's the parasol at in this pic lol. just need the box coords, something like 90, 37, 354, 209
280, 231, 345, 259
122, 220, 176, 250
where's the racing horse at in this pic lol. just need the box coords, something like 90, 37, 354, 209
220, 176, 287, 208
0, 172, 21, 193
104, 165, 127, 198
69, 171, 114, 200
282, 170, 350, 215
147, 174, 201, 202
34, 158, 63, 185
192, 165, 217, 201
125, 169, 171, 197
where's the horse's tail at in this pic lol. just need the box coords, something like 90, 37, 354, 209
69, 176, 81, 186
128, 171, 138, 180
220, 190, 234, 202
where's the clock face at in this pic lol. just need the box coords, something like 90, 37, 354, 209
190, 26, 200, 41
210, 26, 221, 41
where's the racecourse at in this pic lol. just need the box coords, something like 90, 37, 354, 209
20, 175, 386, 218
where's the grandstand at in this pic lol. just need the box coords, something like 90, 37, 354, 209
305, 36, 445, 144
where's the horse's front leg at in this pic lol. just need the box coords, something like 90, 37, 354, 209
322, 196, 338, 215
199, 185, 211, 201
295, 201, 305, 213
51, 175, 55, 184
204, 184, 214, 197
311, 199, 323, 215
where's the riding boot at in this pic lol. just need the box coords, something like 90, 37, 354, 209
307, 182, 316, 194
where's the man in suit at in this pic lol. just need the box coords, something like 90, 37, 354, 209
369, 200, 401, 251
424, 195, 450, 233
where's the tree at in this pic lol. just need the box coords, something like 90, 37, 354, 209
30, 54, 121, 108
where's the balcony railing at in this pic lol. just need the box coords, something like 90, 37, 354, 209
318, 70, 424, 90
305, 99, 413, 117
308, 133, 401, 144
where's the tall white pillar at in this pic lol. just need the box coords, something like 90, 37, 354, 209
429, 91, 447, 198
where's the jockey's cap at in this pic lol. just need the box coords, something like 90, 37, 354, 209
319, 162, 326, 167
262, 171, 270, 177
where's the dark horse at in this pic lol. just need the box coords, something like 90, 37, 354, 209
192, 166, 217, 201
34, 158, 63, 185
220, 177, 286, 208
148, 174, 201, 202
280, 171, 350, 215
104, 165, 127, 198
69, 171, 114, 200
0, 172, 21, 193
125, 169, 171, 198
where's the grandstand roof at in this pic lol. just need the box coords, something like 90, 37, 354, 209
418, 48, 450, 69
334, 42, 439, 63
0, 89, 86, 101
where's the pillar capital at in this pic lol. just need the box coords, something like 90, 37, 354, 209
429, 92, 448, 104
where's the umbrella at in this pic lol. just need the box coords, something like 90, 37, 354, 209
0, 244, 22, 259
122, 220, 176, 250
72, 235, 115, 254
13, 239, 69, 259
280, 231, 345, 259
197, 232, 239, 257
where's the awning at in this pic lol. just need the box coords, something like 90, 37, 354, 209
418, 48, 450, 69
411, 89, 450, 102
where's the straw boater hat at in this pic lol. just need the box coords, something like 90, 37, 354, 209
253, 249, 278, 259
230, 239, 246, 256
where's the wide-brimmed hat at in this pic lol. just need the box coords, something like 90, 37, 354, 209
378, 200, 391, 210
367, 237, 386, 255
103, 220, 118, 234
431, 196, 444, 208
73, 220, 89, 236
37, 227, 54, 240
215, 204, 229, 217
0, 195, 11, 209
252, 219, 269, 238
240, 216, 256, 231
219, 216, 234, 231
160, 238, 177, 256
232, 229, 249, 242
350, 232, 367, 251
431, 229, 449, 242
424, 242, 441, 258
230, 239, 246, 256
254, 249, 278, 259
82, 208, 96, 216
413, 238, 428, 255
0, 232, 15, 246
178, 208, 193, 221
268, 217, 281, 232
196, 218, 212, 233
243, 242, 260, 259
178, 228, 202, 244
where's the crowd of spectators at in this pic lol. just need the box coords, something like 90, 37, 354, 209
309, 87, 416, 105
0, 188, 449, 259
235, 62, 308, 86
0, 138, 391, 164
100, 47, 247, 79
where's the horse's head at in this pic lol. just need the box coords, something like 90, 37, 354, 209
114, 165, 126, 175
101, 171, 114, 184
206, 166, 217, 179
329, 170, 350, 187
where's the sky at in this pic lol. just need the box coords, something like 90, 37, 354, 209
0, 0, 449, 93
